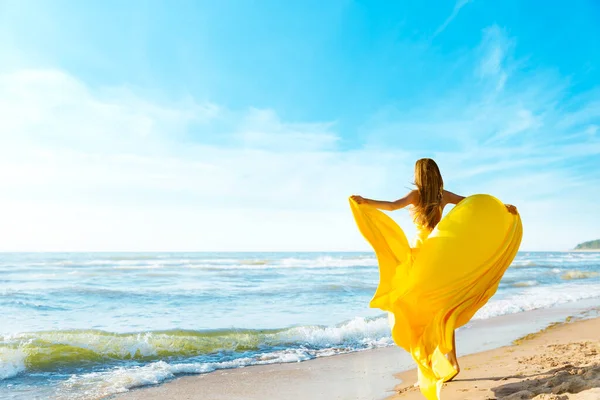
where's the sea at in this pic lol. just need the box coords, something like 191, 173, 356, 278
1, 251, 599, 399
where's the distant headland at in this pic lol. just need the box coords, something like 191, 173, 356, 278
574, 239, 600, 250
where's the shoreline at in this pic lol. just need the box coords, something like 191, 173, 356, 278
110, 299, 600, 400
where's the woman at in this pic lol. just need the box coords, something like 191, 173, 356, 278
350, 158, 518, 388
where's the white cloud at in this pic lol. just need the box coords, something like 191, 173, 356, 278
476, 25, 514, 92
0, 68, 407, 251
236, 108, 339, 151
556, 100, 600, 131
432, 0, 473, 38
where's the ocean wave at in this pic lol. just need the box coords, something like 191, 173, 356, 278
278, 256, 378, 268
111, 264, 165, 270
239, 259, 271, 265
183, 257, 378, 270
56, 335, 393, 399
0, 317, 392, 378
0, 348, 26, 380
475, 282, 600, 320
510, 260, 539, 268
8, 282, 600, 380
561, 271, 599, 280
3, 255, 379, 272
37, 281, 375, 299
0, 300, 69, 311
511, 280, 539, 288
57, 353, 315, 400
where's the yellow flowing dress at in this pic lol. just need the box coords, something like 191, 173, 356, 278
349, 194, 523, 399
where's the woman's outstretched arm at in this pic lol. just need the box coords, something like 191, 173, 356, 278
444, 190, 518, 214
350, 190, 417, 211
443, 190, 465, 205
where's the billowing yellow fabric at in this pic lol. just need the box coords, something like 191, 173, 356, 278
349, 194, 523, 399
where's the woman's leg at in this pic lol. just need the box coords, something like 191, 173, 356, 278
445, 330, 460, 382
413, 331, 461, 388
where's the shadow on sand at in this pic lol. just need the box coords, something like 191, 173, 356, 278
490, 363, 600, 399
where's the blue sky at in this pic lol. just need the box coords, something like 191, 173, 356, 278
0, 0, 598, 251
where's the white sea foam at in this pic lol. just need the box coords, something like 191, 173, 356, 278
56, 342, 388, 399
279, 316, 393, 348
278, 256, 378, 268
510, 260, 539, 267
50, 318, 392, 399
0, 348, 26, 380
475, 282, 600, 320
57, 355, 304, 399
182, 256, 378, 270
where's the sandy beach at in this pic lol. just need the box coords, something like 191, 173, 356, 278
111, 304, 600, 400
392, 317, 600, 400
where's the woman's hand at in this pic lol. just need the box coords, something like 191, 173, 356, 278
351, 195, 368, 205
505, 204, 518, 214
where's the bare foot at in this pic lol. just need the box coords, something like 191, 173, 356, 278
444, 364, 460, 383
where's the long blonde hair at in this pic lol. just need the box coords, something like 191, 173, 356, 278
412, 158, 444, 230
